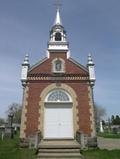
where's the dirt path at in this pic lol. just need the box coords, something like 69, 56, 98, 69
97, 137, 120, 150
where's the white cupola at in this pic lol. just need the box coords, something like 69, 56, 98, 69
87, 54, 96, 87
48, 8, 69, 52
21, 54, 30, 87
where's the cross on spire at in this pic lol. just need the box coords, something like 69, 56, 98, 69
54, 0, 62, 10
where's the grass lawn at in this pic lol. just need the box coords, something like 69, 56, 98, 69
0, 134, 36, 159
0, 133, 120, 159
82, 149, 120, 159
98, 132, 120, 138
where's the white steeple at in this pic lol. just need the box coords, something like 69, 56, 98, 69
47, 7, 69, 52
54, 8, 62, 25
87, 54, 96, 87
21, 54, 30, 87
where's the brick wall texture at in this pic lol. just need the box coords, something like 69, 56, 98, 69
22, 52, 93, 137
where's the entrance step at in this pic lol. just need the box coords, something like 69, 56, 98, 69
38, 140, 80, 149
38, 153, 83, 158
38, 148, 80, 153
37, 140, 84, 159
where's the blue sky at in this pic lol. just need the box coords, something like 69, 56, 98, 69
0, 0, 120, 119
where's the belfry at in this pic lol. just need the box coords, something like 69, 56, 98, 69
20, 6, 97, 153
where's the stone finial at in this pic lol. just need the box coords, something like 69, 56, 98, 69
88, 53, 94, 65
23, 54, 29, 65
87, 53, 96, 87
21, 54, 30, 87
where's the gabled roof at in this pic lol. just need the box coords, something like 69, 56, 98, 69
69, 57, 89, 73
28, 56, 88, 74
28, 57, 48, 72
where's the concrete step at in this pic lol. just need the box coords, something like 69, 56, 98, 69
37, 152, 83, 158
38, 140, 80, 149
37, 140, 83, 159
38, 148, 80, 153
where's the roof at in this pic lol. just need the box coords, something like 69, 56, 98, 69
69, 57, 88, 73
28, 56, 88, 74
28, 57, 48, 72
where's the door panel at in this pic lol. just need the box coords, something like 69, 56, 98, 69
44, 104, 73, 139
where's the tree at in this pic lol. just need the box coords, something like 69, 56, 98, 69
111, 115, 120, 125
94, 103, 106, 129
111, 115, 115, 124
115, 115, 120, 125
7, 103, 22, 124
0, 118, 5, 126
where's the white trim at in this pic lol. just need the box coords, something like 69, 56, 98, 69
46, 50, 50, 58
67, 50, 71, 59
45, 101, 72, 104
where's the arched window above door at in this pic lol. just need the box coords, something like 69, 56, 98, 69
45, 89, 72, 103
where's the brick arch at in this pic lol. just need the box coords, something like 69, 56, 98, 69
38, 83, 79, 138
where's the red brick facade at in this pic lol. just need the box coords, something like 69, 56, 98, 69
23, 51, 94, 138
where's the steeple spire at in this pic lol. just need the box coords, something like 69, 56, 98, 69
47, 2, 69, 52
54, 8, 62, 25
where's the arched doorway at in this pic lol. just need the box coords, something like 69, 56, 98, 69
44, 89, 73, 139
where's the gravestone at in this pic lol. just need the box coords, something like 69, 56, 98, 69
4, 123, 14, 138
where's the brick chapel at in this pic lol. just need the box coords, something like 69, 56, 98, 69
20, 8, 96, 144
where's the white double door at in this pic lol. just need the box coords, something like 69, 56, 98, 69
44, 104, 73, 139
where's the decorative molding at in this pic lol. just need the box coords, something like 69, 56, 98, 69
38, 83, 79, 138
28, 76, 89, 81
48, 42, 69, 51
61, 84, 79, 133
52, 58, 65, 73
20, 86, 29, 138
88, 85, 96, 137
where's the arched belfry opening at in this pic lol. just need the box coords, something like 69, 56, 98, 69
44, 89, 73, 139
55, 32, 62, 41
